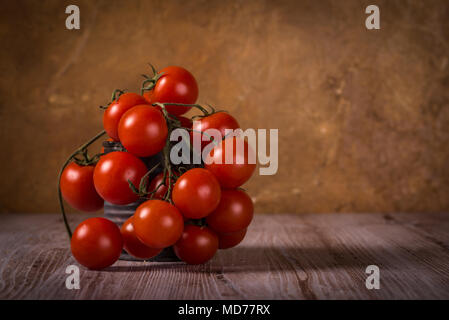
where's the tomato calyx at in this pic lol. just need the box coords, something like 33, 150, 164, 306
99, 89, 126, 110
140, 64, 165, 96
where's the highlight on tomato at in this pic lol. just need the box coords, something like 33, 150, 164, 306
205, 136, 256, 188
71, 217, 123, 270
174, 225, 218, 265
93, 151, 148, 205
151, 66, 198, 116
60, 162, 104, 212
206, 189, 254, 234
133, 199, 184, 249
172, 168, 221, 219
118, 105, 168, 157
103, 92, 148, 141
121, 216, 162, 259
191, 112, 240, 151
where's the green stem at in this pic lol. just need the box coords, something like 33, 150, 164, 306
58, 130, 106, 238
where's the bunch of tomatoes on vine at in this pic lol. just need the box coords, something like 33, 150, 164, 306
58, 65, 256, 269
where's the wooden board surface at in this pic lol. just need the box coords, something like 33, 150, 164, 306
0, 213, 448, 300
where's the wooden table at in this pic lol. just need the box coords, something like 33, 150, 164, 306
1, 213, 448, 300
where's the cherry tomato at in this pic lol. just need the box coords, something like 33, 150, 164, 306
143, 89, 153, 104
172, 168, 221, 219
71, 217, 123, 270
148, 172, 170, 200
103, 93, 148, 141
192, 112, 240, 150
218, 228, 247, 249
118, 105, 168, 157
152, 66, 199, 116
174, 225, 218, 265
121, 216, 162, 259
133, 200, 184, 249
60, 162, 104, 212
93, 151, 147, 205
205, 136, 256, 188
206, 189, 254, 233
175, 115, 193, 129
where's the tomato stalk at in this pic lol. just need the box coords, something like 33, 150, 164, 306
58, 130, 106, 238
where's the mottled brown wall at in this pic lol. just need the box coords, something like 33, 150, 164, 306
1, 0, 448, 214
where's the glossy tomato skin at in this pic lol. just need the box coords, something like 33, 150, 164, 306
93, 151, 147, 205
71, 217, 123, 270
133, 200, 184, 249
218, 228, 247, 249
121, 216, 162, 259
206, 189, 254, 233
192, 112, 240, 150
172, 168, 221, 219
174, 225, 218, 265
60, 162, 104, 212
148, 172, 170, 200
118, 105, 168, 157
152, 66, 198, 116
103, 93, 148, 141
205, 137, 256, 188
175, 115, 193, 129
143, 89, 153, 104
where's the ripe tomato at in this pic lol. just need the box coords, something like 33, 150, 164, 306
121, 216, 162, 259
172, 168, 221, 219
192, 112, 240, 150
118, 105, 168, 157
174, 225, 218, 265
71, 217, 123, 270
206, 189, 254, 233
217, 228, 247, 249
103, 93, 148, 141
205, 136, 256, 188
93, 151, 147, 205
143, 89, 153, 104
60, 162, 104, 212
151, 66, 198, 116
133, 200, 184, 249
148, 172, 170, 200
175, 115, 193, 129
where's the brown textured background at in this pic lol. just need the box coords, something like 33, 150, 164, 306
0, 0, 448, 214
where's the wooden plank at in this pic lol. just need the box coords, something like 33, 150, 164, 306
0, 213, 448, 299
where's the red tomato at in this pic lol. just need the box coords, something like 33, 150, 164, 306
192, 112, 240, 150
143, 90, 153, 104
60, 162, 104, 212
71, 217, 123, 270
172, 168, 221, 219
174, 225, 218, 265
121, 216, 162, 259
118, 105, 168, 157
93, 151, 147, 205
206, 189, 254, 233
151, 66, 198, 116
103, 93, 148, 141
218, 228, 247, 249
133, 200, 184, 249
205, 136, 256, 188
148, 172, 170, 200
175, 115, 193, 129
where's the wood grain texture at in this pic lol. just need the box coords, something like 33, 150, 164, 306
0, 213, 448, 300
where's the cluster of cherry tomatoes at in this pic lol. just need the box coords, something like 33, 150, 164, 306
59, 66, 256, 270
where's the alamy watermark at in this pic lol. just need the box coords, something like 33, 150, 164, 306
169, 125, 278, 176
